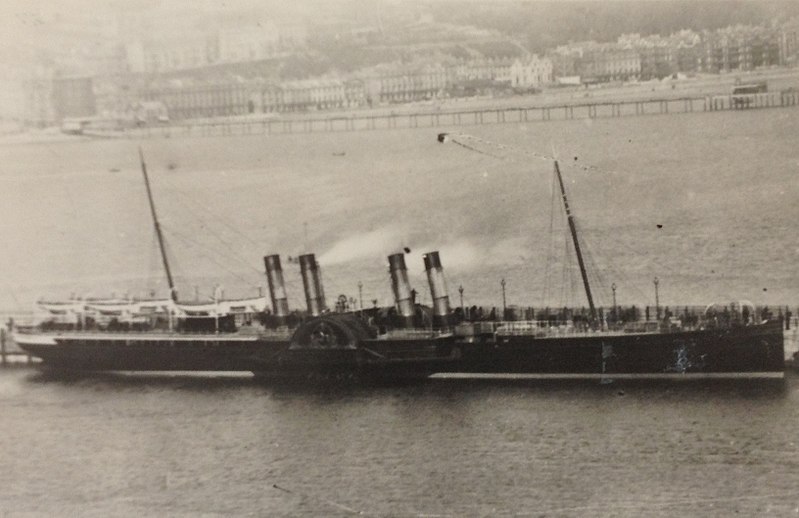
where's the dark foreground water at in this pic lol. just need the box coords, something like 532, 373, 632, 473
1, 369, 798, 517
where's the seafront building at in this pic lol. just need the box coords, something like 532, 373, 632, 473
15, 15, 799, 126
699, 25, 781, 73
549, 42, 641, 83
509, 55, 554, 88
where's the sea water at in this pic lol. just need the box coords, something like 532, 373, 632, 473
0, 369, 798, 516
0, 109, 798, 312
1, 107, 799, 516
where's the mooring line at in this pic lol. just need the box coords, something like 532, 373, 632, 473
272, 483, 366, 515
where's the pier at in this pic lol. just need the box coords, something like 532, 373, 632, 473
111, 89, 799, 139
0, 328, 34, 366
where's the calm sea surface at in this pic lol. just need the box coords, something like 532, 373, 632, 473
1, 368, 798, 517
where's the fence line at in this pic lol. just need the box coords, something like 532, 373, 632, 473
107, 90, 799, 140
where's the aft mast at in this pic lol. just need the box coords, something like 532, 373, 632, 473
553, 160, 597, 323
139, 148, 177, 302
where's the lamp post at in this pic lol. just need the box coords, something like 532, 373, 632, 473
458, 284, 464, 311
611, 282, 617, 322
214, 284, 222, 334
358, 281, 363, 312
653, 277, 660, 320
500, 278, 507, 320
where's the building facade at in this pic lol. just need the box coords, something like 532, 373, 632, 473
579, 47, 641, 83
142, 81, 250, 119
700, 26, 780, 73
509, 55, 553, 88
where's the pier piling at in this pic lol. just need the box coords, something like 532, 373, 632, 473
114, 88, 799, 139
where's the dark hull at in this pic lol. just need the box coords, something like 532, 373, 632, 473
451, 323, 785, 375
16, 336, 288, 372
15, 320, 784, 378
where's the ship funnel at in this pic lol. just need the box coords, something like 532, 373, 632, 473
388, 253, 415, 327
423, 251, 451, 327
299, 253, 326, 316
264, 254, 289, 322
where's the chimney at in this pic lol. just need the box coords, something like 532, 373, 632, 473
388, 253, 415, 327
423, 251, 451, 327
263, 254, 289, 322
299, 253, 325, 316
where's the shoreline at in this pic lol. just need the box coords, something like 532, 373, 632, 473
4, 68, 797, 146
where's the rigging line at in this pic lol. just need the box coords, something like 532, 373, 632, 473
447, 132, 610, 175
568, 234, 580, 308
576, 219, 684, 279
163, 223, 263, 277
581, 234, 657, 305
448, 133, 550, 163
158, 238, 188, 288
567, 229, 584, 310
585, 261, 623, 309
554, 176, 571, 306
271, 484, 368, 516
156, 175, 267, 251
139, 147, 176, 301
163, 229, 259, 287
145, 230, 164, 293
585, 256, 609, 308
591, 249, 650, 305
543, 168, 559, 307
155, 174, 253, 238
447, 136, 506, 159
585, 224, 687, 284
155, 184, 266, 266
447, 134, 601, 311
559, 230, 570, 308
572, 218, 609, 307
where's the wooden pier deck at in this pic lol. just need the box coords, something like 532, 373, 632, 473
109, 89, 799, 140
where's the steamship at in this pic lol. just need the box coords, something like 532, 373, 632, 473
12, 146, 785, 379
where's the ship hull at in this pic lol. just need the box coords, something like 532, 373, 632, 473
449, 322, 785, 375
253, 320, 785, 379
13, 320, 784, 379
13, 332, 289, 372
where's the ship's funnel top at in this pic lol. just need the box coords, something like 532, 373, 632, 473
299, 253, 326, 317
388, 253, 407, 273
263, 254, 289, 319
388, 252, 414, 326
423, 251, 451, 326
422, 251, 442, 270
264, 254, 282, 271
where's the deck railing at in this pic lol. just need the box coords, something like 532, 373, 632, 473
494, 320, 663, 337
